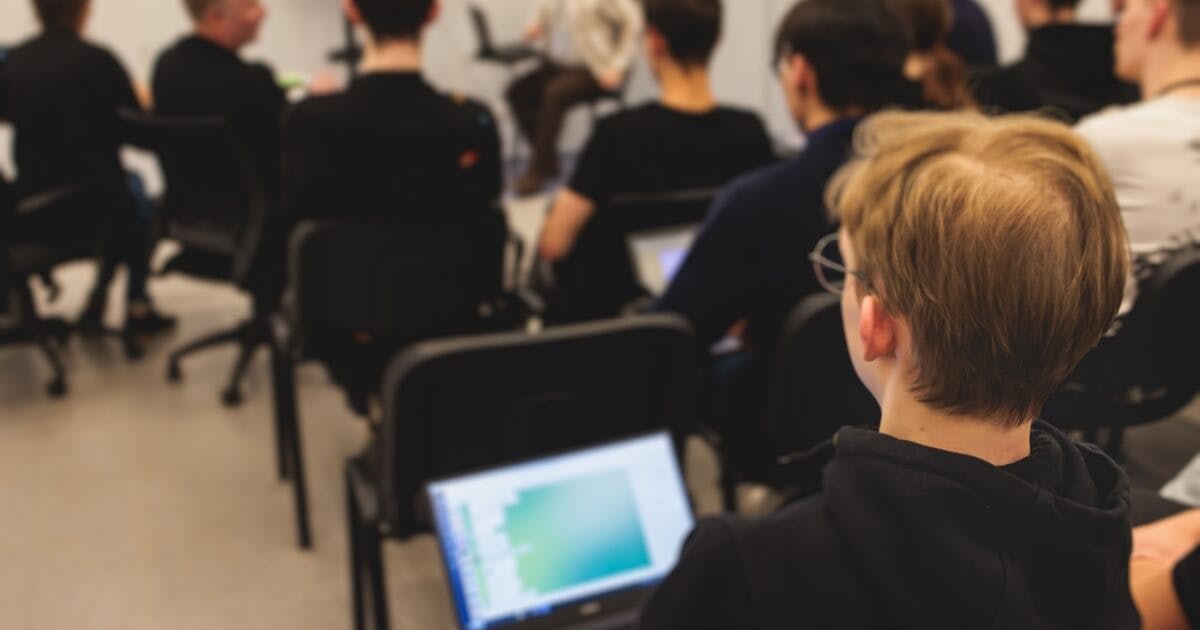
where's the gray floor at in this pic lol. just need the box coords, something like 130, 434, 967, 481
3, 194, 1199, 629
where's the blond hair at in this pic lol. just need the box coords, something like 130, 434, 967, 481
827, 111, 1129, 422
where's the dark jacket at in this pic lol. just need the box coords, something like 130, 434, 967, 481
639, 421, 1140, 630
972, 24, 1139, 122
946, 0, 998, 67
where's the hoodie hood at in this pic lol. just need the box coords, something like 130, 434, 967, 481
822, 421, 1139, 630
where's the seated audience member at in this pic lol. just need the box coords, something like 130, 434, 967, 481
946, 0, 998, 66
536, 0, 775, 265
888, 0, 974, 109
152, 0, 286, 192
654, 0, 908, 435
507, 0, 644, 196
1131, 509, 1200, 630
973, 0, 1138, 121
0, 0, 173, 334
641, 110, 1136, 630
1077, 0, 1200, 311
282, 0, 500, 223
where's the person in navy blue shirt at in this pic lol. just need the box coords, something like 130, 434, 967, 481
654, 0, 910, 444
946, 0, 998, 67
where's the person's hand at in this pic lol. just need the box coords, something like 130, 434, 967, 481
523, 20, 544, 43
598, 69, 624, 91
1134, 509, 1200, 567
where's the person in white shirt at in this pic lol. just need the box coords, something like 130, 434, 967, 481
505, 0, 643, 196
1076, 0, 1200, 287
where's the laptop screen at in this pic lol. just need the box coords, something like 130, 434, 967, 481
427, 433, 695, 630
627, 225, 699, 297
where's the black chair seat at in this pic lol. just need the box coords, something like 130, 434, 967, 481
480, 44, 539, 65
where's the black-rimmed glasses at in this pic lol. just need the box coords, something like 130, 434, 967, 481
809, 232, 872, 295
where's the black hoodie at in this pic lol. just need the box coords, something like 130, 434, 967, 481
638, 421, 1140, 630
972, 25, 1139, 123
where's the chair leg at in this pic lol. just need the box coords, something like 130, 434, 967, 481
365, 519, 390, 630
346, 468, 367, 630
270, 336, 312, 549
166, 325, 248, 380
269, 338, 293, 482
221, 334, 261, 408
33, 330, 67, 398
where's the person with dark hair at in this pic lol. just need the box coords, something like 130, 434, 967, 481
536, 0, 774, 268
972, 0, 1138, 121
653, 0, 908, 445
506, 0, 644, 196
642, 109, 1139, 630
152, 0, 286, 194
281, 0, 500, 223
945, 0, 998, 66
0, 0, 174, 335
888, 0, 974, 109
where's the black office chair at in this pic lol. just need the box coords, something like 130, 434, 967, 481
119, 109, 275, 407
344, 313, 697, 630
1042, 244, 1200, 456
271, 211, 521, 549
713, 293, 880, 512
469, 4, 539, 65
541, 188, 719, 322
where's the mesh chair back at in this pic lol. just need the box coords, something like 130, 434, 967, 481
762, 293, 880, 460
468, 5, 496, 56
551, 188, 718, 321
377, 314, 696, 534
118, 109, 268, 263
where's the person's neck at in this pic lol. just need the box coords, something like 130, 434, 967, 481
1025, 8, 1076, 30
194, 25, 240, 53
1142, 48, 1200, 99
800, 100, 858, 136
656, 64, 716, 114
360, 38, 422, 74
877, 382, 1033, 466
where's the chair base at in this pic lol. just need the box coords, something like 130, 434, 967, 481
166, 317, 270, 407
346, 457, 390, 630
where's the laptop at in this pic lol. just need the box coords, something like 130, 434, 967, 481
625, 225, 699, 297
427, 432, 695, 630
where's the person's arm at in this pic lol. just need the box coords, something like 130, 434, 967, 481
638, 519, 753, 629
1132, 510, 1200, 630
525, 0, 556, 42
597, 0, 644, 88
538, 188, 596, 262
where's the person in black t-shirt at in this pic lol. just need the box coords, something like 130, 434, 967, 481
971, 0, 1138, 122
152, 0, 286, 194
282, 0, 501, 225
0, 0, 173, 335
536, 0, 774, 266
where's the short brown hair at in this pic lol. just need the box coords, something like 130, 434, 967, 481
184, 0, 224, 20
827, 111, 1130, 422
1178, 0, 1200, 46
32, 0, 88, 31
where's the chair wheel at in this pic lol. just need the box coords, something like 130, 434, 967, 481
166, 362, 183, 383
124, 340, 145, 361
46, 379, 67, 399
221, 388, 243, 408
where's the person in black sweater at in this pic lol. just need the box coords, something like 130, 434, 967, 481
971, 0, 1138, 122
152, 0, 286, 194
641, 111, 1139, 630
946, 0, 998, 66
0, 0, 173, 335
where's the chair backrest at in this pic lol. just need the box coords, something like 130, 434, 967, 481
118, 108, 269, 262
6, 180, 124, 274
289, 212, 509, 361
550, 188, 718, 321
377, 313, 697, 535
761, 293, 880, 463
468, 4, 496, 56
1046, 245, 1200, 429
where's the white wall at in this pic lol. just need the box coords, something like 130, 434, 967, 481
0, 0, 1119, 158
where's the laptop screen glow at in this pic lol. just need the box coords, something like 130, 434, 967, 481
628, 226, 698, 296
428, 433, 694, 630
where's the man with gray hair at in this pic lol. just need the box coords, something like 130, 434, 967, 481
151, 0, 285, 193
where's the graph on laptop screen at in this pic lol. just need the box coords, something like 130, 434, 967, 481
429, 433, 694, 630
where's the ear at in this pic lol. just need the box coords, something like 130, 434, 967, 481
858, 295, 898, 363
426, 0, 441, 25
1148, 0, 1171, 38
342, 0, 364, 27
645, 27, 669, 58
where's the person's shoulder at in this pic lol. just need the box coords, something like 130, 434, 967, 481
429, 88, 498, 133
283, 90, 354, 135
1076, 100, 1166, 145
712, 105, 768, 127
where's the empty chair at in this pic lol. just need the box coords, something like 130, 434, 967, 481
1042, 244, 1200, 454
119, 109, 276, 407
273, 212, 519, 549
469, 4, 539, 65
542, 188, 719, 322
714, 293, 880, 511
343, 313, 697, 629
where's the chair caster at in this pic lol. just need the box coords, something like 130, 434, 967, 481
46, 379, 67, 399
124, 339, 145, 361
166, 361, 182, 383
221, 388, 243, 408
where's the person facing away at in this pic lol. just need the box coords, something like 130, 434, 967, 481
972, 0, 1139, 122
888, 0, 975, 110
281, 0, 501, 224
535, 0, 775, 318
506, 0, 644, 196
639, 110, 1138, 630
0, 0, 174, 335
152, 0, 286, 195
945, 0, 999, 66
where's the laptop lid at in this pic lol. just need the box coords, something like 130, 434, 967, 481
626, 225, 699, 297
427, 432, 695, 630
